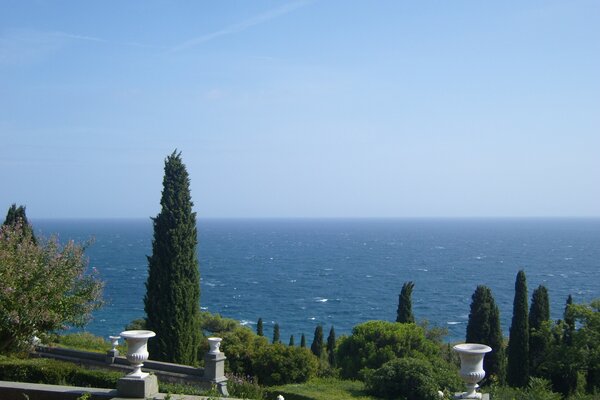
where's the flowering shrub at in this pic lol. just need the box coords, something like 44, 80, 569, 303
0, 223, 103, 353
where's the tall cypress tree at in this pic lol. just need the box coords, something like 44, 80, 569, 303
396, 281, 415, 323
272, 323, 281, 344
3, 204, 36, 244
311, 325, 324, 357
507, 270, 529, 387
257, 318, 264, 336
289, 335, 295, 346
144, 151, 201, 365
529, 285, 550, 375
563, 294, 575, 345
327, 326, 336, 367
466, 285, 505, 381
300, 333, 306, 348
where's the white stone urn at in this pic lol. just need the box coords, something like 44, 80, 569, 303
208, 337, 222, 354
453, 343, 492, 399
120, 330, 156, 379
109, 335, 120, 351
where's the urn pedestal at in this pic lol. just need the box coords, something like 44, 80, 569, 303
453, 343, 492, 399
117, 330, 158, 398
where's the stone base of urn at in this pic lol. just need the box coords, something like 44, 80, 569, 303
204, 351, 228, 396
454, 393, 489, 400
117, 374, 159, 398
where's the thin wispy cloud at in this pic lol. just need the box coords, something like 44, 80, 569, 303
171, 1, 311, 53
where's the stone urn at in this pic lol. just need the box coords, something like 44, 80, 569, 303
453, 343, 492, 399
208, 337, 222, 354
109, 335, 120, 352
120, 330, 156, 379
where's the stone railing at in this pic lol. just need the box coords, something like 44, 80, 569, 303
32, 333, 228, 398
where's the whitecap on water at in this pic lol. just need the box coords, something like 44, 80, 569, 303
447, 321, 462, 325
417, 268, 428, 272
314, 298, 328, 303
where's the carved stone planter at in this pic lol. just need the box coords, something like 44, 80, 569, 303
120, 330, 156, 379
208, 337, 222, 354
453, 343, 492, 399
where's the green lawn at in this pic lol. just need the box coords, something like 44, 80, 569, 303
267, 377, 377, 400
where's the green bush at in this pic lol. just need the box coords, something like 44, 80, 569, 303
252, 343, 319, 386
336, 320, 439, 379
49, 332, 112, 353
0, 357, 120, 387
490, 377, 562, 400
365, 357, 458, 400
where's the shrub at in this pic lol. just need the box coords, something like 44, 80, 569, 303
336, 320, 438, 379
252, 343, 318, 386
0, 223, 103, 353
365, 357, 442, 400
0, 357, 120, 387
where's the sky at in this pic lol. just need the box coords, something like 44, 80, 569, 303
1, 1, 599, 218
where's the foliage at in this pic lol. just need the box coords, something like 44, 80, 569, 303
396, 281, 415, 323
289, 335, 295, 346
530, 285, 551, 376
564, 294, 575, 345
273, 323, 281, 344
125, 317, 147, 331
364, 357, 458, 400
336, 320, 438, 379
3, 204, 36, 244
0, 223, 103, 353
465, 285, 505, 382
144, 151, 202, 365
226, 374, 267, 399
0, 356, 120, 388
327, 326, 336, 367
257, 317, 264, 336
252, 343, 319, 386
300, 333, 306, 348
507, 269, 529, 387
49, 332, 112, 353
490, 377, 562, 400
311, 325, 324, 357
267, 377, 378, 400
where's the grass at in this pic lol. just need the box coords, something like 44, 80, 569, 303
46, 332, 127, 354
267, 377, 377, 400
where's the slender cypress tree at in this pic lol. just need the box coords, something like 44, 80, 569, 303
311, 325, 324, 357
300, 333, 306, 348
396, 281, 415, 323
3, 204, 36, 244
273, 323, 281, 344
466, 285, 505, 381
563, 294, 575, 345
289, 335, 295, 346
327, 326, 336, 367
529, 285, 550, 375
257, 318, 264, 336
507, 270, 529, 387
144, 151, 201, 365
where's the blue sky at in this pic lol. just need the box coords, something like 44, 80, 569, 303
1, 1, 599, 218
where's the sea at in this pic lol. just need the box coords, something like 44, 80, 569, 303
32, 218, 599, 343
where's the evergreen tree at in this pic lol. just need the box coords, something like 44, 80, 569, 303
327, 326, 336, 367
144, 151, 201, 365
507, 270, 529, 387
311, 325, 324, 357
3, 204, 36, 244
529, 285, 550, 375
273, 323, 281, 344
396, 281, 415, 323
300, 333, 306, 348
466, 285, 505, 381
289, 335, 295, 346
257, 318, 264, 336
564, 294, 575, 345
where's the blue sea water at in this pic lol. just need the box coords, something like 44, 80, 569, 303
32, 218, 599, 343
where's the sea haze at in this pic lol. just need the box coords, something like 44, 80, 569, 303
33, 218, 600, 343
